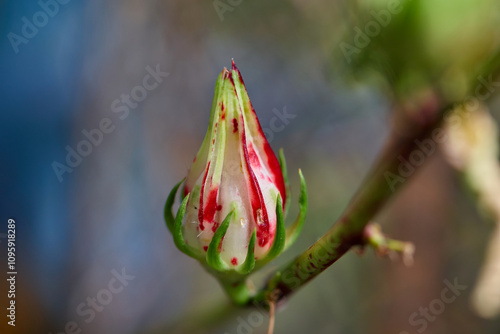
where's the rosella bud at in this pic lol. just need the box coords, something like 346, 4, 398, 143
165, 60, 307, 276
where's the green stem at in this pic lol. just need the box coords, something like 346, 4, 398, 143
202, 264, 255, 305
219, 277, 253, 306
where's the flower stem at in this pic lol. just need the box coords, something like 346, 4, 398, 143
219, 277, 253, 306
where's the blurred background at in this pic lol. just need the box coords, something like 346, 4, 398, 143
1, 0, 500, 333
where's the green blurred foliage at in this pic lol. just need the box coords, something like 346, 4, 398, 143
336, 0, 500, 100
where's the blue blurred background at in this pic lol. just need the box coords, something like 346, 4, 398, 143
1, 1, 500, 333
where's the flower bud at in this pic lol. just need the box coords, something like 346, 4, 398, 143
165, 60, 307, 275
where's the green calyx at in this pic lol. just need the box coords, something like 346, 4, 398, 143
163, 150, 308, 304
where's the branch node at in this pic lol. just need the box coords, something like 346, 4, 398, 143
362, 223, 415, 266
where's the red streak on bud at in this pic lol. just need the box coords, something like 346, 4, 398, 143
198, 188, 219, 232
247, 143, 261, 169
231, 61, 245, 85
228, 72, 235, 86
203, 246, 208, 252
232, 118, 238, 133
253, 112, 286, 205
204, 189, 218, 223
231, 62, 287, 207
241, 130, 271, 247
198, 161, 211, 230
231, 257, 238, 265
218, 236, 224, 252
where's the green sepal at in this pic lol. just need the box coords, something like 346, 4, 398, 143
284, 169, 308, 251
206, 210, 234, 272
279, 148, 291, 220
237, 230, 256, 275
164, 179, 184, 234
269, 194, 286, 258
173, 194, 202, 259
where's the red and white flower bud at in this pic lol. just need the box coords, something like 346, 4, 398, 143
182, 61, 287, 268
